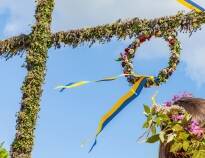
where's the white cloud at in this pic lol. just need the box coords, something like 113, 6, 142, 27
183, 48, 205, 86
0, 0, 35, 36
180, 28, 205, 85
0, 0, 184, 35
52, 0, 183, 31
1, 0, 205, 85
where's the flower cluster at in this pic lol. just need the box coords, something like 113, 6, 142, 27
117, 30, 181, 87
187, 120, 205, 138
142, 94, 205, 158
164, 92, 193, 107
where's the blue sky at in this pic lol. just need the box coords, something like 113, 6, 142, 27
0, 0, 205, 158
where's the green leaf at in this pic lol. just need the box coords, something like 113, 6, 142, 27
148, 120, 153, 128
143, 121, 149, 128
156, 117, 162, 126
172, 124, 183, 132
158, 114, 170, 121
183, 141, 190, 151
151, 126, 157, 135
146, 134, 160, 143
144, 105, 150, 114
0, 143, 9, 158
178, 132, 189, 140
193, 150, 205, 158
170, 142, 183, 153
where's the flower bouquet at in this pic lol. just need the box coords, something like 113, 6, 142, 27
143, 93, 205, 158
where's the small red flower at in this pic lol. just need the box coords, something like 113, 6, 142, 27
168, 39, 176, 45
125, 48, 130, 53
138, 35, 147, 43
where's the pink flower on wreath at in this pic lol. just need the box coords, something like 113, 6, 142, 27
187, 120, 205, 138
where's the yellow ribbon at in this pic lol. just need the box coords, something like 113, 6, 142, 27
55, 74, 130, 92
89, 76, 148, 152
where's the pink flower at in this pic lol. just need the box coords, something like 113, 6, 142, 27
164, 101, 172, 107
171, 114, 184, 121
163, 92, 193, 107
172, 92, 193, 102
172, 95, 181, 102
181, 92, 193, 98
187, 120, 205, 138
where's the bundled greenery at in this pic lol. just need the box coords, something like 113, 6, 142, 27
10, 0, 54, 158
1, 12, 205, 59
52, 12, 205, 48
0, 34, 28, 59
143, 103, 205, 158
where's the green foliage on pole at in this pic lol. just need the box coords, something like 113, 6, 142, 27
10, 1, 54, 158
52, 12, 205, 48
1, 12, 205, 59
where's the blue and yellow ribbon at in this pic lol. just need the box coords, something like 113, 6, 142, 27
55, 74, 128, 92
56, 75, 151, 152
177, 0, 205, 12
89, 77, 148, 152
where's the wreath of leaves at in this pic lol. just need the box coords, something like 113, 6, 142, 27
117, 30, 181, 87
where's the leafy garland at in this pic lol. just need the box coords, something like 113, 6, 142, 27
0, 35, 29, 59
10, 0, 54, 158
1, 12, 205, 59
52, 12, 205, 48
117, 30, 181, 87
143, 93, 205, 158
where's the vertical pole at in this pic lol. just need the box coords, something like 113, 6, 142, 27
10, 1, 54, 158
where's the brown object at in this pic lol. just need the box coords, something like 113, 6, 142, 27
159, 98, 205, 158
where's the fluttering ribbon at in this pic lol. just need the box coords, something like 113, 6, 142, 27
177, 0, 205, 12
56, 75, 152, 152
89, 76, 148, 152
55, 74, 127, 92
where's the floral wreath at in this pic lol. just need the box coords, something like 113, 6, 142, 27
117, 30, 181, 87
142, 92, 205, 158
